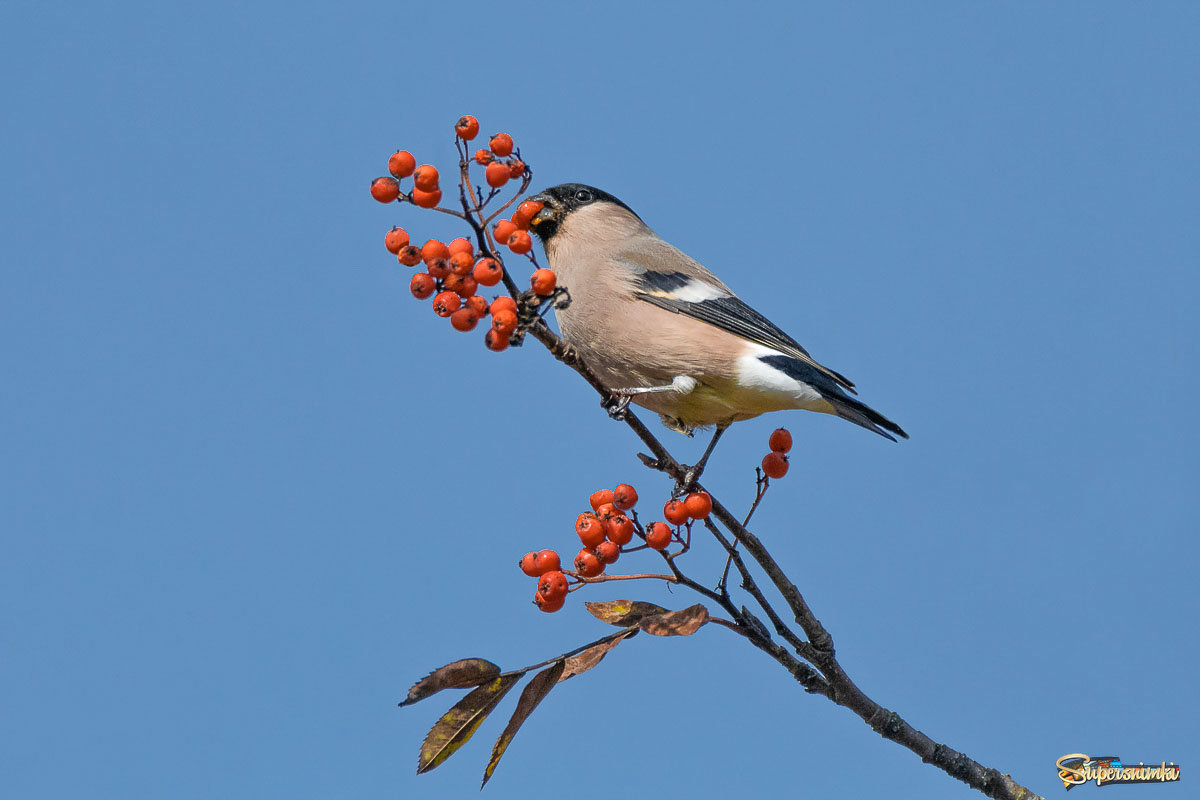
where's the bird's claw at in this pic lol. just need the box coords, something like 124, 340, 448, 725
603, 393, 631, 420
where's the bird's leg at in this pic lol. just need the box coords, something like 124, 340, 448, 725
604, 375, 697, 421
601, 393, 631, 420
678, 422, 730, 494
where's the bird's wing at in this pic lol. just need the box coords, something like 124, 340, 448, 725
616, 241, 858, 393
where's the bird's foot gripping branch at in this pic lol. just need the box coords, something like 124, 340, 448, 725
371, 115, 1042, 800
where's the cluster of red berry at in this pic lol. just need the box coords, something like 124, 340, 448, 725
762, 428, 792, 479
518, 483, 714, 613
369, 115, 560, 352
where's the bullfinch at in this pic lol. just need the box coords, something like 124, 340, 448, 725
527, 183, 907, 457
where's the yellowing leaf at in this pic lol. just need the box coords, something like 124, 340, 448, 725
481, 660, 566, 787
416, 673, 523, 774
638, 604, 709, 636
584, 599, 668, 627
559, 629, 638, 681
400, 658, 502, 707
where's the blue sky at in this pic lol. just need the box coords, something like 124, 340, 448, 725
2, 2, 1196, 798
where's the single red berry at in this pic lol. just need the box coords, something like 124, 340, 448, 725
683, 491, 713, 520
593, 502, 617, 520
534, 549, 561, 574
605, 513, 634, 546
410, 187, 442, 208
409, 273, 435, 299
663, 498, 689, 526
491, 309, 518, 336
432, 291, 460, 317
507, 160, 526, 179
574, 547, 604, 577
454, 114, 480, 140
370, 176, 400, 203
535, 590, 565, 613
493, 219, 517, 245
485, 161, 510, 188
645, 521, 673, 550
518, 552, 540, 577
388, 150, 416, 178
465, 294, 489, 319
762, 451, 789, 479
413, 164, 439, 192
384, 226, 409, 254
447, 237, 474, 257
612, 483, 638, 510
449, 251, 475, 276
473, 149, 493, 165
489, 132, 514, 157
507, 231, 533, 254
594, 540, 620, 565
484, 328, 510, 351
490, 296, 517, 317
514, 200, 544, 229
421, 239, 450, 264
442, 273, 477, 298
473, 257, 503, 287
589, 489, 614, 512
529, 268, 555, 293
426, 258, 450, 279
397, 245, 423, 267
450, 307, 479, 332
769, 427, 793, 454
576, 514, 607, 548
537, 570, 569, 602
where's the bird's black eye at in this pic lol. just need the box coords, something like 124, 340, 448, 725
574, 189, 593, 203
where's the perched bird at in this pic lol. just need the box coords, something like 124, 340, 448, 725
527, 183, 907, 462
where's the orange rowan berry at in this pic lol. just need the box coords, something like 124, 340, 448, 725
514, 200, 544, 229
535, 591, 565, 613
529, 268, 556, 294
612, 484, 638, 510
447, 237, 474, 257
762, 451, 789, 479
538, 570, 569, 602
576, 514, 607, 548
388, 150, 416, 178
473, 257, 503, 287
384, 226, 409, 254
493, 219, 517, 245
449, 251, 475, 276
519, 551, 540, 577
605, 513, 634, 546
594, 540, 620, 565
589, 489, 614, 512
507, 231, 532, 254
574, 547, 604, 577
484, 328, 510, 351
450, 307, 479, 332
432, 291, 460, 317
410, 187, 442, 208
484, 161, 510, 188
413, 164, 439, 192
489, 132, 514, 157
535, 549, 561, 574
473, 149, 493, 165
397, 245, 423, 267
426, 258, 450, 280
594, 503, 617, 521
409, 273, 435, 299
421, 239, 450, 264
465, 295, 489, 319
454, 114, 480, 140
769, 427, 793, 454
684, 491, 713, 520
645, 521, 673, 550
663, 499, 689, 526
490, 296, 517, 317
508, 160, 526, 179
491, 309, 518, 336
370, 177, 400, 203
443, 273, 477, 298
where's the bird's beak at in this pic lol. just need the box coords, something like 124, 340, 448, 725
528, 192, 560, 231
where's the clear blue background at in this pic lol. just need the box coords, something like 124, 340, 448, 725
2, 2, 1196, 798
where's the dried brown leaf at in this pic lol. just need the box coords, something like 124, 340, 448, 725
559, 629, 638, 681
584, 599, 668, 627
481, 660, 566, 787
416, 673, 523, 774
400, 658, 502, 707
638, 604, 709, 636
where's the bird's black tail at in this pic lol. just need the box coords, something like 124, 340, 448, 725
821, 391, 909, 442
